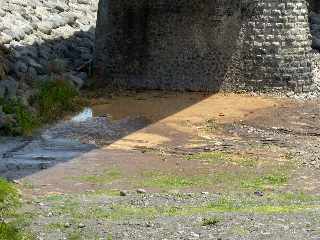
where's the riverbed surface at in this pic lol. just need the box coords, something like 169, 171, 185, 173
2, 91, 320, 239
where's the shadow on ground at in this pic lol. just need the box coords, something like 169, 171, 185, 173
0, 89, 216, 180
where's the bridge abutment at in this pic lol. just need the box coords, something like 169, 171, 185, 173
95, 0, 316, 92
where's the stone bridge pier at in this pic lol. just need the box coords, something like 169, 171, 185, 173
94, 0, 316, 92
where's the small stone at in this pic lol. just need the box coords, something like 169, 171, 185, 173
120, 190, 128, 196
78, 223, 85, 228
190, 232, 200, 239
64, 222, 71, 228
146, 222, 153, 227
137, 188, 147, 194
12, 180, 21, 185
254, 190, 264, 197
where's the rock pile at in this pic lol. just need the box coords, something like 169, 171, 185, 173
0, 0, 98, 100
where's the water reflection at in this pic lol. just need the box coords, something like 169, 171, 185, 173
71, 107, 93, 122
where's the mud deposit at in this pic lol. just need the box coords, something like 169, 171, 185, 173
2, 92, 320, 239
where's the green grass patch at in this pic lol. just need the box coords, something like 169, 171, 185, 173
138, 169, 289, 192
139, 171, 209, 190
85, 189, 121, 197
68, 232, 82, 240
36, 79, 80, 122
0, 178, 35, 239
74, 168, 122, 185
46, 222, 66, 231
203, 194, 320, 214
0, 178, 20, 218
240, 173, 288, 190
185, 151, 257, 167
165, 195, 320, 215
47, 196, 157, 221
228, 225, 250, 236
0, 222, 24, 240
0, 98, 39, 136
202, 216, 220, 226
45, 194, 66, 202
42, 191, 320, 225
0, 78, 85, 136
50, 198, 82, 218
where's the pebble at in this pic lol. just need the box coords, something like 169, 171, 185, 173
78, 223, 86, 228
254, 190, 264, 197
120, 190, 128, 196
137, 188, 147, 194
190, 232, 200, 239
64, 222, 71, 228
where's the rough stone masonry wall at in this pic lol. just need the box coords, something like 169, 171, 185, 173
241, 0, 315, 92
95, 0, 316, 92
0, 0, 99, 101
95, 0, 246, 91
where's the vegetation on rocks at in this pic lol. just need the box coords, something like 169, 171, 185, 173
0, 79, 81, 136
0, 98, 38, 136
36, 78, 80, 123
0, 43, 84, 136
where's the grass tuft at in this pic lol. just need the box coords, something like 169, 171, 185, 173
36, 79, 80, 122
41, 191, 320, 227
185, 151, 257, 167
0, 178, 35, 240
0, 98, 39, 136
140, 171, 208, 190
0, 77, 84, 136
240, 173, 288, 190
74, 168, 122, 185
0, 222, 23, 240
202, 217, 220, 226
0, 178, 20, 218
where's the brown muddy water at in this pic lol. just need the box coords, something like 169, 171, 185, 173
0, 92, 284, 180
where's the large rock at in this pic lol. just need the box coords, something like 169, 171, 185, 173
0, 77, 18, 100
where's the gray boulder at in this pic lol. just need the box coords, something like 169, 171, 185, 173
0, 77, 18, 100
63, 72, 84, 89
13, 61, 28, 77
